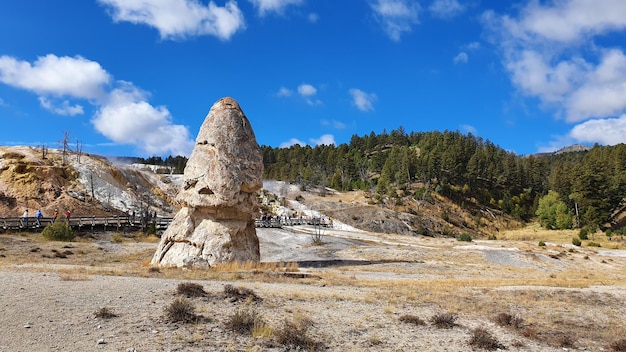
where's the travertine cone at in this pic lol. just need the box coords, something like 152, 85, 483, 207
151, 97, 263, 267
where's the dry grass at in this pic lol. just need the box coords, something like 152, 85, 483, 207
176, 282, 207, 298
224, 308, 264, 335
468, 327, 505, 350
274, 316, 322, 351
429, 312, 458, 329
165, 298, 201, 323
610, 339, 626, 351
94, 307, 118, 319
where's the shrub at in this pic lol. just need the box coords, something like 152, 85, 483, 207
578, 227, 589, 240
555, 333, 577, 348
176, 282, 207, 298
487, 234, 497, 240
165, 298, 198, 323
468, 327, 505, 351
587, 241, 601, 247
609, 338, 626, 351
493, 312, 524, 329
399, 314, 426, 326
42, 221, 75, 241
430, 312, 458, 329
538, 241, 546, 246
94, 307, 118, 319
223, 284, 261, 302
147, 222, 157, 235
274, 317, 321, 351
225, 308, 264, 335
112, 233, 123, 243
572, 237, 582, 247
457, 233, 472, 242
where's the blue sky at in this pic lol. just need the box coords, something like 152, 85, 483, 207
1, 0, 626, 157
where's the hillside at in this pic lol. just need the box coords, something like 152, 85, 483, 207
0, 146, 519, 238
0, 146, 180, 219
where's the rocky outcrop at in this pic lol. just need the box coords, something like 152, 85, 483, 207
151, 97, 263, 267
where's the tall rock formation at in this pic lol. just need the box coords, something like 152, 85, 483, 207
151, 97, 263, 267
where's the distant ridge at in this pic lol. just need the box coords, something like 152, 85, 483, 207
530, 144, 592, 157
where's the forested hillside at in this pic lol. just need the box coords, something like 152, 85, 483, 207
261, 128, 626, 232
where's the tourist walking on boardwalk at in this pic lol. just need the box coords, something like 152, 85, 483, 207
35, 209, 42, 219
65, 210, 71, 222
22, 209, 29, 226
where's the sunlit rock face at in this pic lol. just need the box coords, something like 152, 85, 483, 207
151, 97, 263, 267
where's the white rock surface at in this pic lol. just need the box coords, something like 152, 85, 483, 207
151, 97, 263, 267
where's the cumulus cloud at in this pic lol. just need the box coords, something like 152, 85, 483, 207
298, 83, 317, 96
310, 134, 335, 146
279, 138, 305, 148
453, 52, 468, 64
39, 97, 84, 116
0, 54, 193, 156
369, 0, 420, 41
349, 88, 377, 112
569, 114, 626, 146
429, 0, 465, 19
92, 83, 194, 156
297, 83, 322, 105
248, 0, 303, 17
0, 54, 110, 100
483, 0, 626, 147
98, 0, 245, 40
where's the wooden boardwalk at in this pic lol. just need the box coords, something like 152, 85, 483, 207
1, 216, 173, 233
1, 216, 332, 233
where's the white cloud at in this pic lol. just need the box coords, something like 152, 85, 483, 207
308, 13, 319, 23
39, 97, 84, 116
369, 0, 420, 42
279, 138, 305, 148
459, 124, 477, 135
98, 0, 245, 41
429, 0, 465, 19
310, 134, 335, 146
0, 54, 110, 100
92, 83, 194, 156
505, 0, 626, 44
297, 83, 322, 105
453, 52, 468, 64
321, 119, 346, 129
0, 54, 193, 156
297, 83, 317, 97
248, 0, 303, 17
483, 0, 626, 127
349, 88, 377, 112
277, 86, 292, 97
569, 114, 626, 145
467, 42, 480, 50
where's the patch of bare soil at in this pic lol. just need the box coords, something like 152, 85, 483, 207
1, 226, 625, 351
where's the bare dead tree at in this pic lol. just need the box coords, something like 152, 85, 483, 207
75, 138, 83, 163
60, 131, 71, 166
40, 144, 48, 159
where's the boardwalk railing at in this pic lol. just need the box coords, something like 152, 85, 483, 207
2, 215, 331, 233
1, 216, 173, 233
255, 217, 332, 228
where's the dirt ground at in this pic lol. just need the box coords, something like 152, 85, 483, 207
1, 225, 626, 351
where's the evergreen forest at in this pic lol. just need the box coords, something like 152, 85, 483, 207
260, 128, 626, 232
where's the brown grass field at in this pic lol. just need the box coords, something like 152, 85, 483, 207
0, 225, 625, 351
